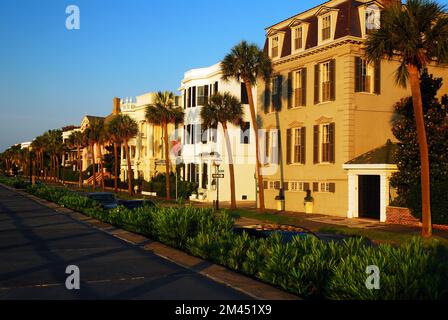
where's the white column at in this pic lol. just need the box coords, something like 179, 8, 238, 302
380, 173, 388, 223
199, 161, 203, 189
148, 125, 154, 158
347, 173, 359, 219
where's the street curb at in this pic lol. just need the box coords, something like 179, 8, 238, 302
2, 184, 300, 300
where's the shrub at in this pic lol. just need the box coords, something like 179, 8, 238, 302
407, 181, 448, 225
142, 173, 198, 199
20, 183, 448, 300
327, 238, 448, 300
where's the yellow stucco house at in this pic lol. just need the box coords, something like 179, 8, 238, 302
258, 0, 448, 221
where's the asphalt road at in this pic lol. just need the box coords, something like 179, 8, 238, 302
0, 185, 249, 300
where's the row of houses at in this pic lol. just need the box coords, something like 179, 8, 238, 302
50, 0, 448, 222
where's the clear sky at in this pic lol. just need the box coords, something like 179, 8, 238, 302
1, 0, 447, 152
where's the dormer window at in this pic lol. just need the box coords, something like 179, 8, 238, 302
322, 15, 331, 41
271, 36, 279, 58
294, 27, 303, 50
366, 4, 381, 34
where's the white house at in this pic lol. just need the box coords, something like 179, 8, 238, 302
179, 62, 258, 204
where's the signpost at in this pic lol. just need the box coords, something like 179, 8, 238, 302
213, 159, 223, 211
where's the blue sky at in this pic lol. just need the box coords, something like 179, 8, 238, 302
1, 0, 447, 152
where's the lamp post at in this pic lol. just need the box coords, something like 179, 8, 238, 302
213, 158, 222, 211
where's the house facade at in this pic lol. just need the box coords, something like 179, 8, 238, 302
179, 62, 257, 203
258, 0, 448, 221
119, 93, 181, 182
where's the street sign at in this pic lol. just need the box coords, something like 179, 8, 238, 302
212, 174, 224, 179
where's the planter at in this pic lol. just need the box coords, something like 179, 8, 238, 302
304, 201, 313, 214
276, 199, 285, 211
190, 195, 197, 201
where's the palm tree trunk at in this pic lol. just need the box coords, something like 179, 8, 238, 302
98, 144, 105, 191
114, 142, 118, 193
163, 122, 171, 200
124, 140, 133, 195
91, 144, 96, 191
222, 122, 236, 209
77, 145, 82, 189
244, 79, 265, 212
408, 64, 432, 238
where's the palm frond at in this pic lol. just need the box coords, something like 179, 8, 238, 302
395, 62, 410, 88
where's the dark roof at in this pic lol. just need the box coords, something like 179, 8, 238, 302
85, 115, 105, 122
104, 113, 115, 124
265, 0, 364, 58
345, 140, 398, 165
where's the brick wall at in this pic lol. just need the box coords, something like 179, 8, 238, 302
386, 206, 448, 231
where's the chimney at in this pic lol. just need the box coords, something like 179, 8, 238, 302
113, 97, 121, 115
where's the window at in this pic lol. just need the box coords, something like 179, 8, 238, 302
293, 128, 303, 163
264, 130, 279, 164
366, 5, 381, 34
271, 76, 282, 112
187, 88, 191, 108
271, 36, 279, 58
320, 182, 330, 193
355, 57, 380, 94
265, 131, 270, 162
313, 123, 335, 164
314, 60, 335, 104
319, 182, 336, 193
321, 124, 331, 163
241, 83, 249, 104
209, 125, 217, 143
192, 86, 197, 107
197, 86, 209, 106
321, 62, 331, 102
131, 146, 136, 159
194, 124, 202, 144
287, 127, 306, 165
290, 182, 304, 192
240, 122, 250, 144
214, 81, 219, 94
294, 69, 306, 107
294, 27, 303, 50
322, 15, 331, 41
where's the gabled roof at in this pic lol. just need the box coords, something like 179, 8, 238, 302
345, 140, 398, 165
84, 115, 105, 122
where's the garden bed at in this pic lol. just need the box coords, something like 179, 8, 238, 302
1, 176, 447, 300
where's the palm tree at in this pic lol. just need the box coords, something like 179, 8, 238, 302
109, 114, 138, 195
84, 119, 104, 191
31, 136, 45, 181
221, 41, 273, 212
68, 131, 85, 189
106, 116, 124, 193
43, 130, 63, 182
146, 91, 184, 200
365, 0, 448, 238
201, 92, 244, 209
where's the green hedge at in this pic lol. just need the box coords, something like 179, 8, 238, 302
142, 173, 198, 199
21, 183, 448, 300
407, 181, 448, 225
